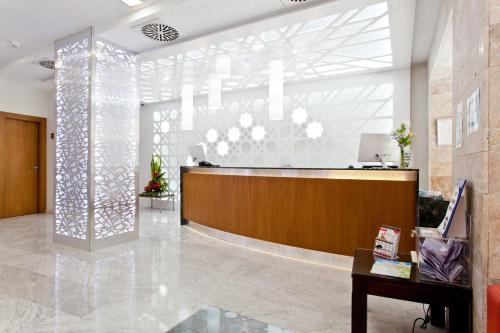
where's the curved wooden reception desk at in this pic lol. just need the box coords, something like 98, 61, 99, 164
181, 167, 418, 257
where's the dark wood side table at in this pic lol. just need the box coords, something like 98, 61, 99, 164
351, 248, 472, 333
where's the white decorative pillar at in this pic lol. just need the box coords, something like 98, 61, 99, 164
54, 27, 139, 250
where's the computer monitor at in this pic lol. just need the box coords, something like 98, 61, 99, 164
188, 145, 206, 164
357, 133, 399, 167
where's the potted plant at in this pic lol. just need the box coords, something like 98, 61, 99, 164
391, 121, 415, 169
141, 155, 168, 196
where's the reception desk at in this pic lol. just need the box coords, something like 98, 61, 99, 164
181, 167, 418, 257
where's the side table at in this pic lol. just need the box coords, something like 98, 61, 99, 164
351, 248, 472, 333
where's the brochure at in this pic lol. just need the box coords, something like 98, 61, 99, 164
437, 178, 466, 237
371, 259, 412, 279
373, 225, 400, 260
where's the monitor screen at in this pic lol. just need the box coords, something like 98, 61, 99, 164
357, 133, 399, 163
188, 145, 206, 163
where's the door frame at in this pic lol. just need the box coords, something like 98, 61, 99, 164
0, 111, 47, 218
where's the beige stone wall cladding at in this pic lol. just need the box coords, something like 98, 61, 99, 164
437, 0, 500, 332
429, 78, 453, 198
489, 0, 500, 296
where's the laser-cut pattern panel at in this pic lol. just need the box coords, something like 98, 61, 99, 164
147, 74, 400, 201
94, 40, 138, 239
139, 2, 392, 104
55, 37, 91, 239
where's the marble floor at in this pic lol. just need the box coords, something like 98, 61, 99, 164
0, 209, 443, 333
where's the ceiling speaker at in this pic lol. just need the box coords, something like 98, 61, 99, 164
141, 23, 179, 42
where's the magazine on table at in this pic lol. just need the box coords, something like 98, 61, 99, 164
371, 258, 412, 279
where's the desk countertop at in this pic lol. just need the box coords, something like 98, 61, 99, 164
181, 166, 418, 182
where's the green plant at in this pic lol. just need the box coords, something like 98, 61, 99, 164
391, 121, 415, 169
142, 155, 168, 194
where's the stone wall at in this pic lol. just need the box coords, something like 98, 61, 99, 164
428, 77, 453, 198
447, 0, 500, 331
487, 0, 500, 287
430, 0, 500, 331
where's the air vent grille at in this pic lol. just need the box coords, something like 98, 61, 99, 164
280, 0, 313, 6
39, 59, 55, 70
141, 23, 179, 42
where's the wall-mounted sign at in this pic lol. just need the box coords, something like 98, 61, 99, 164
456, 101, 463, 148
467, 88, 480, 135
437, 118, 452, 146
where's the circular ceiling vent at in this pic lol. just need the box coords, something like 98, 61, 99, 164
141, 23, 179, 42
39, 59, 55, 70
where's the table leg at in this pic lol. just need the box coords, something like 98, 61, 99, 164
447, 302, 471, 333
352, 290, 367, 333
431, 304, 445, 328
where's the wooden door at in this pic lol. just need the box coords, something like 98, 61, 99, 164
2, 118, 39, 217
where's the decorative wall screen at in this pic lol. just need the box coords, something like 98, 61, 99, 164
55, 28, 139, 250
55, 31, 91, 240
146, 72, 405, 202
94, 40, 138, 239
139, 0, 410, 204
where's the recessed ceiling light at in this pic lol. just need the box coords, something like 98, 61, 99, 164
120, 0, 142, 7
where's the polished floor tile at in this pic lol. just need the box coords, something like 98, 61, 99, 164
167, 305, 292, 333
0, 209, 443, 332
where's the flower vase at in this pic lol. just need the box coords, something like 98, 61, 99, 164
399, 147, 406, 169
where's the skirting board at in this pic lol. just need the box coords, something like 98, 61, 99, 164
185, 221, 354, 271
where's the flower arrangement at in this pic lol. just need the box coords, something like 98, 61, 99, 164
391, 121, 415, 169
141, 155, 168, 195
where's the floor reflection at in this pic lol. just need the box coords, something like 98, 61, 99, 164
167, 306, 293, 333
0, 208, 444, 332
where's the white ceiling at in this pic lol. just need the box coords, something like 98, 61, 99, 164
0, 0, 328, 88
0, 0, 161, 68
411, 0, 441, 64
100, 0, 291, 54
0, 0, 442, 91
139, 0, 415, 103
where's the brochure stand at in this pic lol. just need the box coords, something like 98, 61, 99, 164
416, 180, 471, 286
446, 198, 468, 238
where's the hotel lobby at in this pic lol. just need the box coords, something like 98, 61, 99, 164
0, 0, 499, 332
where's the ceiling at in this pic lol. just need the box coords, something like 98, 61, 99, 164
411, 0, 441, 64
0, 0, 441, 91
139, 0, 415, 103
0, 0, 330, 89
0, 0, 161, 68
0, 0, 156, 88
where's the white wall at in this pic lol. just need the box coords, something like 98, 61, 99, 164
0, 79, 55, 212
410, 63, 429, 190
139, 69, 411, 207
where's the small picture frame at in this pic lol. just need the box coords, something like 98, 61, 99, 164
467, 88, 480, 135
437, 118, 452, 146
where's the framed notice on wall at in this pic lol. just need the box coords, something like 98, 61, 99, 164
437, 118, 452, 146
467, 88, 480, 135
456, 101, 463, 148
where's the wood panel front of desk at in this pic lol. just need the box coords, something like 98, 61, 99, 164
182, 172, 417, 256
